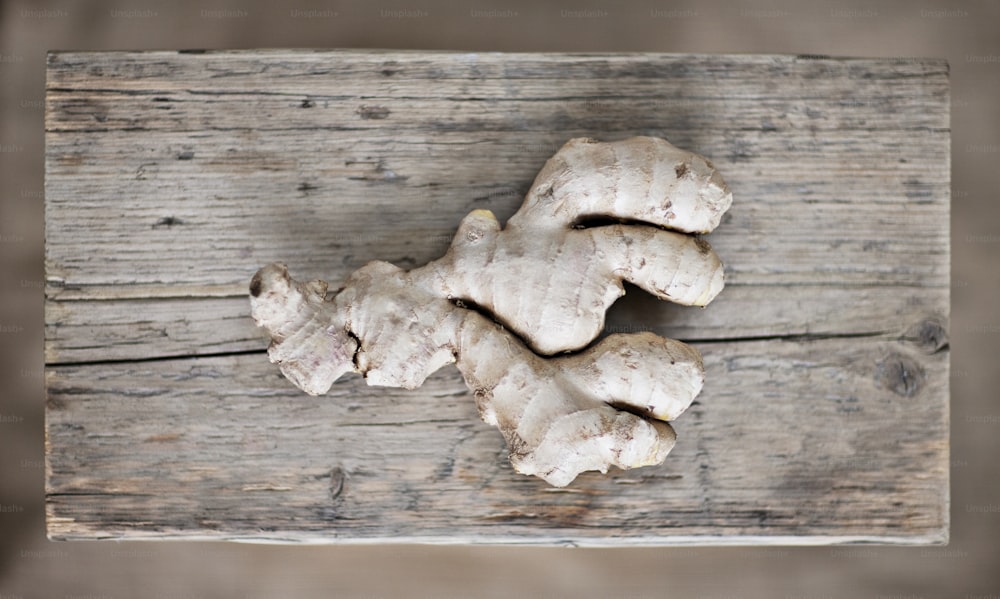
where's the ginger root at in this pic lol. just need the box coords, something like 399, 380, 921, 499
250, 136, 731, 486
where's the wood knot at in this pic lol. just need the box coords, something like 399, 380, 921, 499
152, 216, 183, 229
329, 466, 345, 501
907, 318, 949, 353
875, 353, 925, 397
356, 104, 390, 120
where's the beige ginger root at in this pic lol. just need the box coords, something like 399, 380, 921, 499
250, 136, 732, 486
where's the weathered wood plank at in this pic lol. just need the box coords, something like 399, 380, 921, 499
45, 52, 949, 294
45, 50, 949, 543
46, 337, 948, 544
44, 128, 948, 291
44, 52, 949, 364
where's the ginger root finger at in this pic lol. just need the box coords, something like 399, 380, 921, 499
512, 410, 676, 488
443, 296, 687, 487
595, 224, 725, 308
463, 327, 693, 487
249, 263, 356, 396
510, 136, 732, 235
561, 332, 704, 422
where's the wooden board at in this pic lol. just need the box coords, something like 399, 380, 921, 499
45, 50, 950, 545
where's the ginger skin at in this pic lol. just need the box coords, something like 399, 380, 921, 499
252, 261, 703, 486
250, 136, 731, 486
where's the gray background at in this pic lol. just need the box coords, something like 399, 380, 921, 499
1, 0, 997, 597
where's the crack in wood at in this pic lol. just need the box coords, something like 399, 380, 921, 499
688, 330, 890, 344
44, 330, 922, 368
46, 348, 266, 368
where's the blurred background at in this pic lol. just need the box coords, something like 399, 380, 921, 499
1, 0, 997, 597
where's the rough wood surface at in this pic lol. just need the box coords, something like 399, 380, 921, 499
45, 50, 950, 544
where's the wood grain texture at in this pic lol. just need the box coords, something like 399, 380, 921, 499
45, 50, 950, 544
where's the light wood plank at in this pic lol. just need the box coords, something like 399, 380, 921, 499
45, 52, 949, 295
45, 50, 950, 543
46, 337, 948, 544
